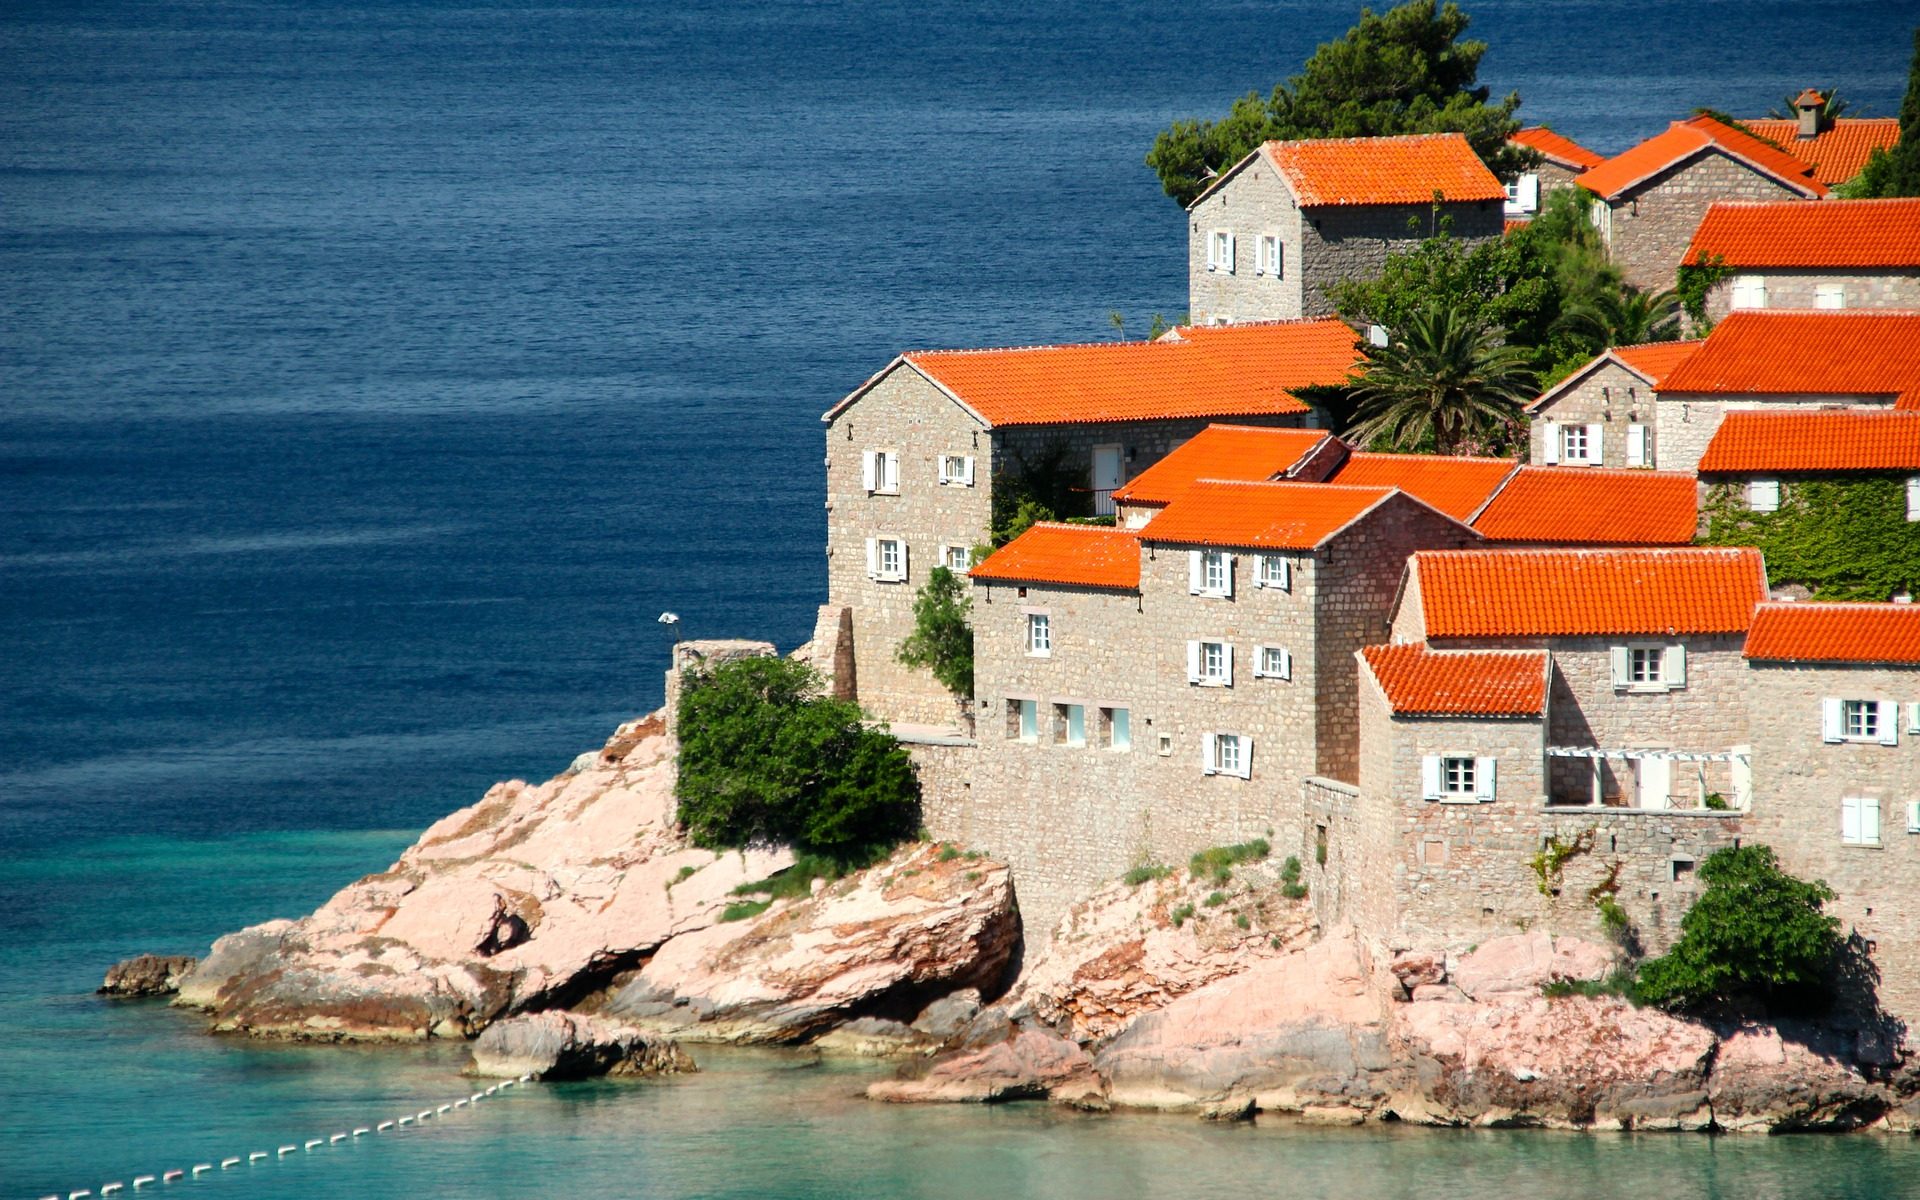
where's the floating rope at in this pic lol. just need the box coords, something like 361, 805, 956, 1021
35, 1074, 534, 1200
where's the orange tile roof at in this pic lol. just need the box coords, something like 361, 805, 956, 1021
1511, 126, 1605, 171
1657, 311, 1920, 407
1470, 468, 1698, 545
1740, 118, 1901, 186
1256, 133, 1506, 207
968, 523, 1140, 591
1413, 548, 1768, 638
1329, 452, 1517, 521
1524, 340, 1703, 413
1698, 409, 1920, 474
1361, 643, 1550, 717
845, 319, 1362, 428
1578, 115, 1826, 201
1503, 217, 1530, 236
1142, 481, 1400, 550
1685, 198, 1920, 269
1111, 424, 1332, 507
1745, 602, 1920, 665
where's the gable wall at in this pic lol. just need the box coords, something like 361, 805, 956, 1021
1299, 200, 1504, 318
1187, 157, 1307, 325
1528, 360, 1662, 468
1603, 150, 1814, 293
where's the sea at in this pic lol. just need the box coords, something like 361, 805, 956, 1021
3, 1, 1917, 1195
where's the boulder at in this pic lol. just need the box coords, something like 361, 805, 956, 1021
100, 954, 199, 997
176, 920, 294, 1010
1388, 950, 1446, 993
1707, 1023, 1889, 1132
1448, 931, 1616, 1001
468, 1011, 694, 1081
869, 1025, 1099, 1105
608, 842, 1018, 1044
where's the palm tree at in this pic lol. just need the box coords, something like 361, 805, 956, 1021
1346, 305, 1538, 456
1553, 283, 1682, 347
1769, 89, 1850, 120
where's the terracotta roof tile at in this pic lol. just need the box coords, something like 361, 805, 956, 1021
1413, 548, 1768, 638
1578, 115, 1825, 201
1258, 133, 1506, 207
1656, 311, 1920, 407
1685, 198, 1920, 269
1111, 424, 1331, 507
1698, 409, 1920, 473
1329, 452, 1517, 521
968, 523, 1140, 591
1142, 481, 1399, 550
1745, 602, 1920, 664
1504, 217, 1530, 236
1511, 126, 1605, 171
1361, 643, 1549, 717
1740, 118, 1901, 186
861, 319, 1361, 428
1470, 468, 1698, 545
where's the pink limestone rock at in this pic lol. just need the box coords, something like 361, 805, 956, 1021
1448, 931, 1617, 1001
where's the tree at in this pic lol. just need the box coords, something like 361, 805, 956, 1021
1551, 283, 1681, 348
897, 566, 974, 697
1345, 303, 1536, 454
1847, 28, 1920, 197
674, 656, 920, 864
1633, 846, 1842, 1013
1146, 0, 1530, 207
1767, 88, 1850, 120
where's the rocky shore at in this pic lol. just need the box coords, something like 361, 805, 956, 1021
124, 714, 1919, 1133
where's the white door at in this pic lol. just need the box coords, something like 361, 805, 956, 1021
1637, 757, 1671, 810
1092, 445, 1123, 516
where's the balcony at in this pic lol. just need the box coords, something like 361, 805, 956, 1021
1544, 745, 1751, 812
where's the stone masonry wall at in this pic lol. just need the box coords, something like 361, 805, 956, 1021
1527, 360, 1663, 468
1298, 200, 1503, 318
1601, 150, 1814, 293
1703, 269, 1920, 324
1188, 156, 1306, 325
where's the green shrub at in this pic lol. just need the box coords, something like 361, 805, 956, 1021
1279, 855, 1309, 900
674, 656, 921, 865
730, 852, 850, 904
719, 899, 772, 924
1123, 863, 1172, 887
1204, 890, 1228, 908
1234, 913, 1252, 931
1542, 969, 1637, 1001
896, 568, 974, 697
1190, 838, 1271, 884
937, 844, 961, 862
1632, 846, 1841, 1013
1170, 902, 1196, 928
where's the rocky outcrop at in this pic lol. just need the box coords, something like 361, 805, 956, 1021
871, 1020, 1100, 1105
1707, 1024, 1889, 1133
467, 1011, 695, 1081
607, 842, 1018, 1045
100, 954, 199, 997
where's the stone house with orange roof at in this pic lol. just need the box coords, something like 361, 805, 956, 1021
1505, 126, 1605, 219
821, 319, 1360, 725
1684, 198, 1920, 323
1525, 340, 1702, 470
1577, 114, 1827, 293
1742, 89, 1902, 190
1184, 133, 1505, 326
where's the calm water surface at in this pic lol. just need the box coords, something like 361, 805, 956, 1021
4, 0, 1917, 1194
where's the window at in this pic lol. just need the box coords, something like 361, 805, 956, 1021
1630, 647, 1663, 686
1442, 756, 1476, 797
1561, 423, 1593, 464
1026, 612, 1051, 656
1254, 645, 1292, 680
1842, 797, 1882, 846
1611, 643, 1684, 691
1257, 234, 1281, 277
1825, 698, 1899, 746
1203, 732, 1251, 778
1255, 554, 1291, 591
1815, 282, 1846, 310
1157, 733, 1173, 757
861, 450, 900, 494
1207, 230, 1235, 274
1101, 707, 1131, 752
943, 544, 971, 573
1008, 699, 1038, 743
1188, 639, 1232, 686
1188, 549, 1233, 597
1053, 703, 1085, 747
1730, 276, 1767, 310
938, 454, 975, 487
1421, 754, 1496, 802
867, 537, 907, 583
1748, 479, 1780, 513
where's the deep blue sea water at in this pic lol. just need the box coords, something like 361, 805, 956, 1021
4, 1, 1918, 1195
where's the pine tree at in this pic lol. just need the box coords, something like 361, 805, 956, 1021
1848, 28, 1920, 197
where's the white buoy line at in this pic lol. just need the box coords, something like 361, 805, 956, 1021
34, 1073, 535, 1200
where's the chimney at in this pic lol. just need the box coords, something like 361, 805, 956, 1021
1794, 88, 1826, 139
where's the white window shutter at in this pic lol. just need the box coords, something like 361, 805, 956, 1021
1665, 643, 1687, 689
962, 456, 975, 486
1253, 554, 1269, 588
1822, 698, 1844, 743
1475, 757, 1497, 802
1201, 733, 1218, 775
1908, 701, 1920, 734
1280, 558, 1291, 592
1421, 755, 1443, 801
1519, 173, 1539, 210
1222, 643, 1234, 687
1864, 798, 1882, 844
862, 451, 877, 492
1226, 233, 1236, 275
899, 541, 908, 582
1220, 553, 1234, 598
1610, 646, 1630, 688
886, 452, 900, 491
1627, 424, 1647, 468
1235, 738, 1253, 780
1908, 476, 1920, 521
1186, 640, 1201, 684
1280, 648, 1292, 681
1205, 232, 1217, 271
1586, 424, 1604, 464
1907, 800, 1920, 834
865, 537, 878, 579
1750, 480, 1780, 512
1542, 422, 1560, 465
1843, 797, 1861, 843
1188, 551, 1203, 595
1879, 701, 1900, 746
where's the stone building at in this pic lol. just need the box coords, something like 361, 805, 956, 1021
1505, 126, 1604, 220
821, 319, 1360, 725
1742, 89, 1901, 190
1683, 198, 1920, 323
1696, 408, 1920, 527
1526, 340, 1702, 471
1185, 133, 1505, 325
1577, 115, 1826, 294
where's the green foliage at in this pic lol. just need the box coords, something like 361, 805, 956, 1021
1234, 913, 1253, 931
665, 864, 700, 891
730, 851, 855, 904
991, 441, 1091, 546
720, 899, 773, 924
1674, 255, 1732, 328
1703, 792, 1730, 812
1123, 863, 1172, 887
1596, 896, 1630, 938
1190, 838, 1272, 885
1346, 304, 1537, 455
1767, 89, 1850, 121
1845, 30, 1920, 197
674, 656, 921, 865
1280, 854, 1309, 900
937, 844, 961, 862
1632, 846, 1841, 1013
1170, 902, 1197, 929
1528, 829, 1594, 896
896, 566, 974, 697
1700, 479, 1920, 600
1552, 284, 1680, 348
1146, 0, 1528, 206
1204, 890, 1229, 908
1541, 970, 1637, 1001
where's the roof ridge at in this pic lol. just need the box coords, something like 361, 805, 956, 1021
1263, 132, 1466, 148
